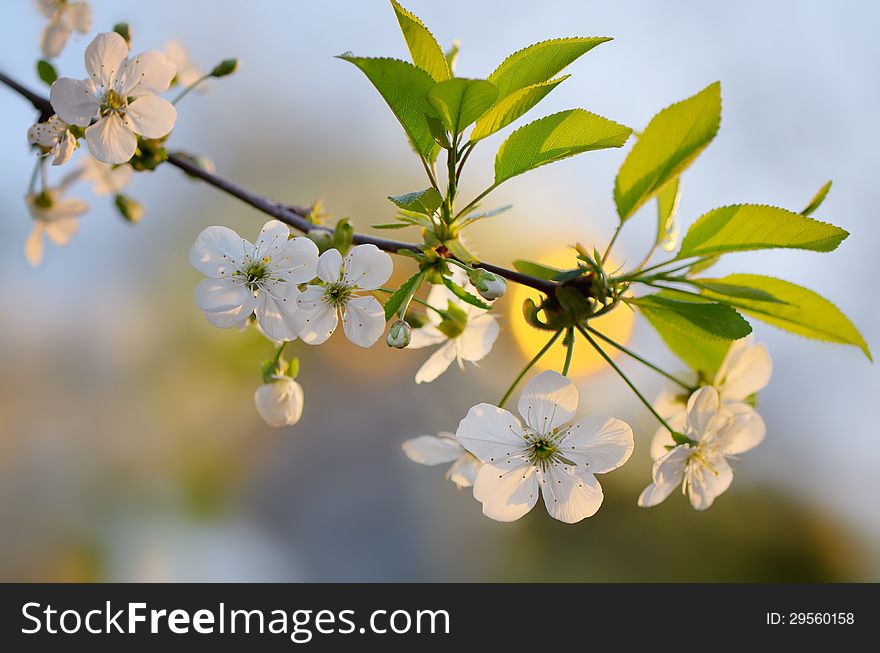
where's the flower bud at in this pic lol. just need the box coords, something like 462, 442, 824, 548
113, 23, 132, 48
386, 319, 412, 349
254, 376, 304, 427
115, 194, 144, 224
210, 59, 239, 78
468, 269, 507, 301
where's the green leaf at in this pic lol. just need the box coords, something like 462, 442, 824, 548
655, 176, 681, 249
686, 256, 719, 276
630, 294, 752, 341
388, 187, 443, 215
677, 204, 849, 259
644, 314, 731, 376
443, 239, 478, 263
494, 109, 631, 184
456, 204, 513, 227
801, 180, 832, 216
444, 40, 460, 73
339, 55, 437, 160
698, 274, 871, 360
470, 76, 568, 142
396, 209, 436, 230
689, 279, 786, 304
384, 271, 425, 320
488, 37, 611, 100
615, 82, 721, 221
442, 275, 491, 310
513, 259, 563, 280
372, 222, 411, 230
331, 219, 354, 254
390, 0, 450, 82
36, 59, 57, 86
427, 78, 498, 135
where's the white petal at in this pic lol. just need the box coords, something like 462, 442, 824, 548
716, 340, 773, 402
24, 225, 44, 266
52, 129, 77, 165
189, 225, 250, 278
84, 32, 130, 88
49, 78, 99, 127
80, 157, 133, 195
123, 95, 177, 139
424, 282, 453, 326
255, 282, 302, 342
710, 403, 766, 455
652, 445, 690, 487
316, 248, 343, 283
297, 304, 339, 345
648, 408, 687, 460
473, 462, 538, 522
48, 197, 89, 220
254, 378, 303, 427
271, 236, 319, 284
456, 313, 499, 362
539, 466, 604, 523
637, 481, 677, 508
40, 17, 69, 59
34, 0, 56, 19
562, 415, 634, 474
43, 216, 79, 245
341, 295, 385, 347
117, 50, 176, 96
402, 435, 463, 466
687, 456, 734, 510
414, 341, 456, 383
67, 3, 92, 33
685, 386, 722, 439
407, 324, 447, 350
194, 277, 251, 313
203, 303, 252, 330
456, 403, 526, 464
343, 244, 393, 290
295, 285, 326, 312
518, 370, 578, 435
253, 220, 290, 257
446, 455, 480, 488
85, 114, 137, 164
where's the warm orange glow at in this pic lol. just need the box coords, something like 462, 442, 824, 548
508, 247, 634, 376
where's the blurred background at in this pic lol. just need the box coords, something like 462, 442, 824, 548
1, 0, 878, 581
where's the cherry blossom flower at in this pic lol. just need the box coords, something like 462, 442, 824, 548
27, 115, 77, 166
402, 432, 480, 489
255, 376, 304, 427
650, 336, 772, 459
50, 32, 177, 165
79, 155, 133, 195
638, 386, 765, 510
189, 220, 319, 341
457, 371, 634, 523
407, 271, 500, 383
24, 181, 89, 266
295, 244, 392, 348
34, 0, 91, 59
165, 40, 210, 91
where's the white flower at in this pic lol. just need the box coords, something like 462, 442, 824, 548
457, 371, 634, 523
165, 40, 209, 91
189, 220, 319, 341
80, 155, 133, 195
255, 376, 304, 427
649, 336, 772, 459
50, 32, 178, 165
34, 0, 91, 59
638, 386, 765, 511
24, 184, 89, 266
295, 244, 392, 348
402, 432, 480, 489
407, 270, 500, 383
27, 115, 77, 166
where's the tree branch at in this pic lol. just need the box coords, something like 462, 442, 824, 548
1, 71, 558, 294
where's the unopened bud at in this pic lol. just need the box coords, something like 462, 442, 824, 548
113, 23, 132, 47
115, 194, 144, 224
468, 269, 506, 301
210, 59, 239, 78
386, 319, 412, 349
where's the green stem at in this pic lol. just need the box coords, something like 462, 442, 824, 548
455, 141, 475, 183
582, 324, 694, 391
27, 157, 41, 196
498, 329, 563, 408
39, 156, 47, 193
398, 271, 426, 320
172, 74, 212, 104
271, 341, 288, 367
561, 327, 575, 376
454, 183, 499, 222
376, 287, 446, 318
602, 223, 623, 265
418, 154, 440, 192
576, 325, 678, 435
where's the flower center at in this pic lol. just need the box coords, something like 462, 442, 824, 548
324, 282, 354, 308
33, 191, 54, 209
100, 89, 127, 117
235, 256, 271, 290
